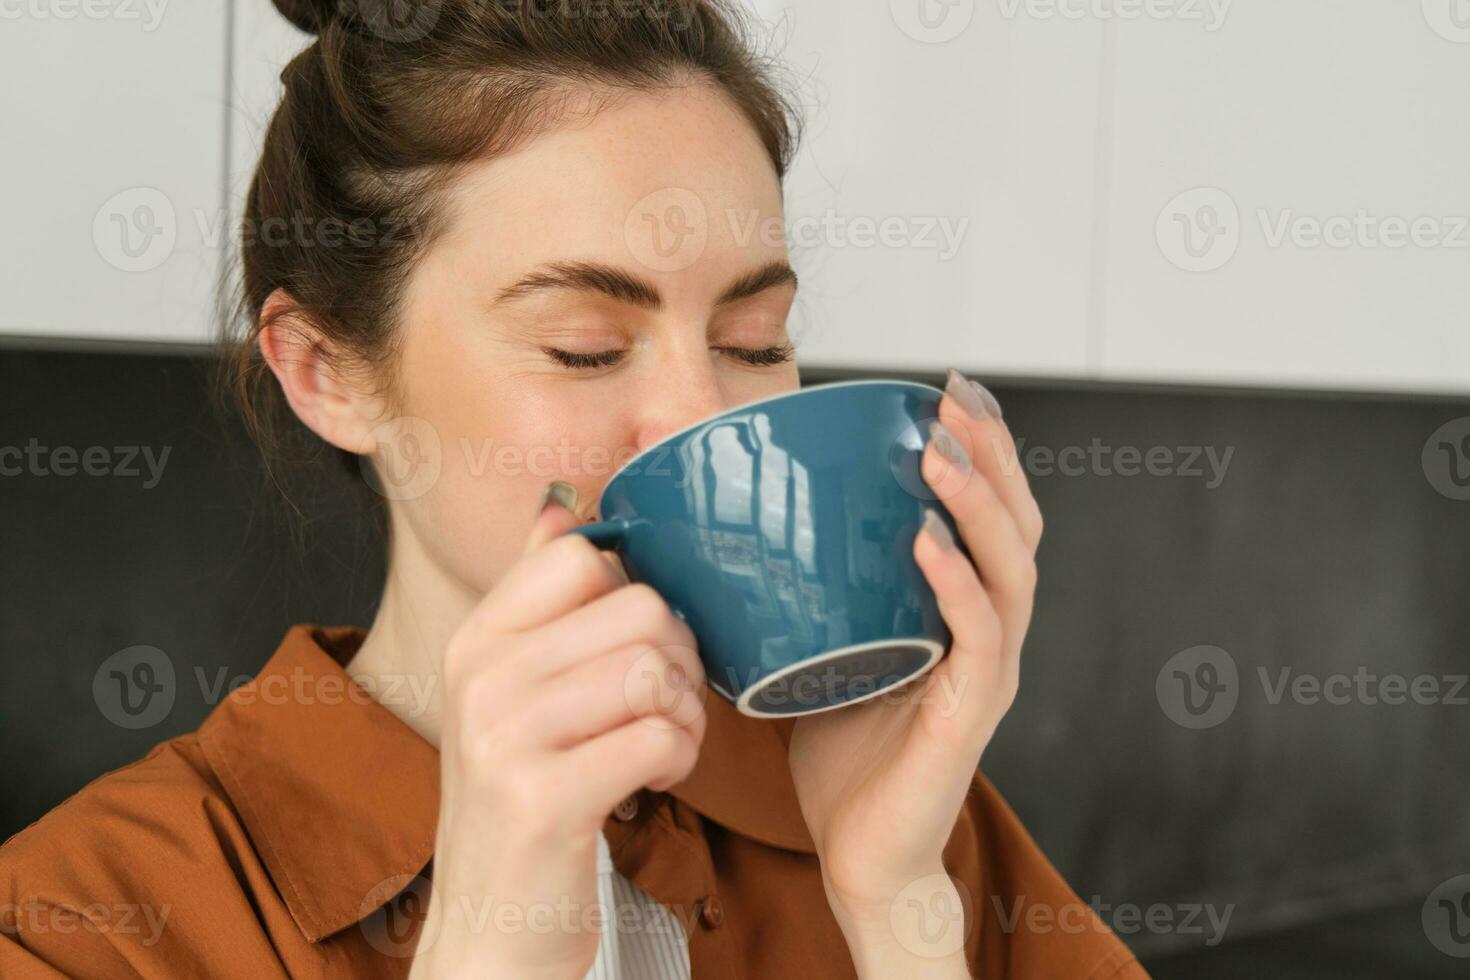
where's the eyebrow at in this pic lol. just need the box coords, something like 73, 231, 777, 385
489, 258, 798, 311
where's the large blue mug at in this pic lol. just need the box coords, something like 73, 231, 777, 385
564, 379, 972, 718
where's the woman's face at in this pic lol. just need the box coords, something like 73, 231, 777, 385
382, 83, 799, 595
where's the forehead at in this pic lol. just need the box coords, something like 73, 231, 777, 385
429, 83, 787, 282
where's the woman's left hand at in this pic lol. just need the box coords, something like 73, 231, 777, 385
788, 368, 1043, 974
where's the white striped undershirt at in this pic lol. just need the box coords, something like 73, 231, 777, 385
583, 831, 691, 980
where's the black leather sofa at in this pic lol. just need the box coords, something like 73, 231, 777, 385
3, 339, 1467, 977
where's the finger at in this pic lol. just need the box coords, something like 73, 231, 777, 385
522, 480, 583, 556
563, 717, 703, 820
518, 641, 707, 749
923, 421, 1036, 631
528, 478, 633, 587
939, 370, 1044, 554
465, 516, 628, 638
913, 512, 1016, 734
523, 583, 701, 681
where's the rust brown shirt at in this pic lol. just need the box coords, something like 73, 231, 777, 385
0, 625, 1148, 979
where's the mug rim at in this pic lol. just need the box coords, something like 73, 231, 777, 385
731, 637, 945, 718
598, 378, 942, 492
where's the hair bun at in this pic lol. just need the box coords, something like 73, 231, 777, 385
273, 0, 340, 35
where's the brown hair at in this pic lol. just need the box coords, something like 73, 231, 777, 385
215, 0, 801, 522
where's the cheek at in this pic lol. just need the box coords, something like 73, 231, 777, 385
500, 404, 637, 514
394, 355, 633, 542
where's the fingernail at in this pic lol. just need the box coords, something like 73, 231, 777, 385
922, 506, 957, 551
928, 420, 973, 476
536, 480, 579, 516
945, 368, 1003, 421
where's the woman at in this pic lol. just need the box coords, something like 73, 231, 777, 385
1, 1, 1147, 977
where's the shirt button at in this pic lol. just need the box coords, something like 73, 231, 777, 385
699, 896, 724, 929
613, 795, 639, 821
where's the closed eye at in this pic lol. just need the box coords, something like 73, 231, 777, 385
543, 343, 795, 370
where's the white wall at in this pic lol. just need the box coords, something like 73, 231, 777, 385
3, 1, 1467, 394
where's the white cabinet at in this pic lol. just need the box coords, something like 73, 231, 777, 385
222, 0, 314, 323
0, 6, 229, 344
5, 2, 1466, 394
757, 1, 1105, 379
1096, 1, 1470, 393
760, 1, 1470, 394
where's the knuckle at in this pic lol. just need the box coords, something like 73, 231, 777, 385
672, 646, 704, 688
1011, 557, 1039, 593
975, 604, 1005, 647
997, 668, 1021, 711
563, 535, 615, 586
619, 642, 670, 689
456, 668, 501, 716
624, 582, 669, 624
672, 729, 701, 774
460, 726, 505, 772
1024, 504, 1045, 543
640, 722, 684, 761
442, 634, 478, 690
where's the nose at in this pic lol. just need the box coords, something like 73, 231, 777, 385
631, 347, 729, 455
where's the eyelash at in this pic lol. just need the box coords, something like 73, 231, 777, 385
543, 343, 796, 370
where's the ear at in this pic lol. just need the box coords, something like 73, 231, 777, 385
257, 289, 387, 456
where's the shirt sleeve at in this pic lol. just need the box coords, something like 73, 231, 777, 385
947, 769, 1153, 979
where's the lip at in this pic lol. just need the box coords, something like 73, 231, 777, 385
593, 378, 943, 495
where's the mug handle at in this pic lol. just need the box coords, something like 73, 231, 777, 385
563, 517, 633, 551
562, 518, 690, 625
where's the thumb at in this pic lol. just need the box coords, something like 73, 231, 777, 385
523, 480, 585, 557
523, 480, 631, 582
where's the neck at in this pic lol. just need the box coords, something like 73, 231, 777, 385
345, 520, 477, 750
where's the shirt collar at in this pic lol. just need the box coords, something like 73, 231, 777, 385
197, 624, 815, 944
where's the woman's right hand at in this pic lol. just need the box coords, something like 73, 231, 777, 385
408, 489, 707, 980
